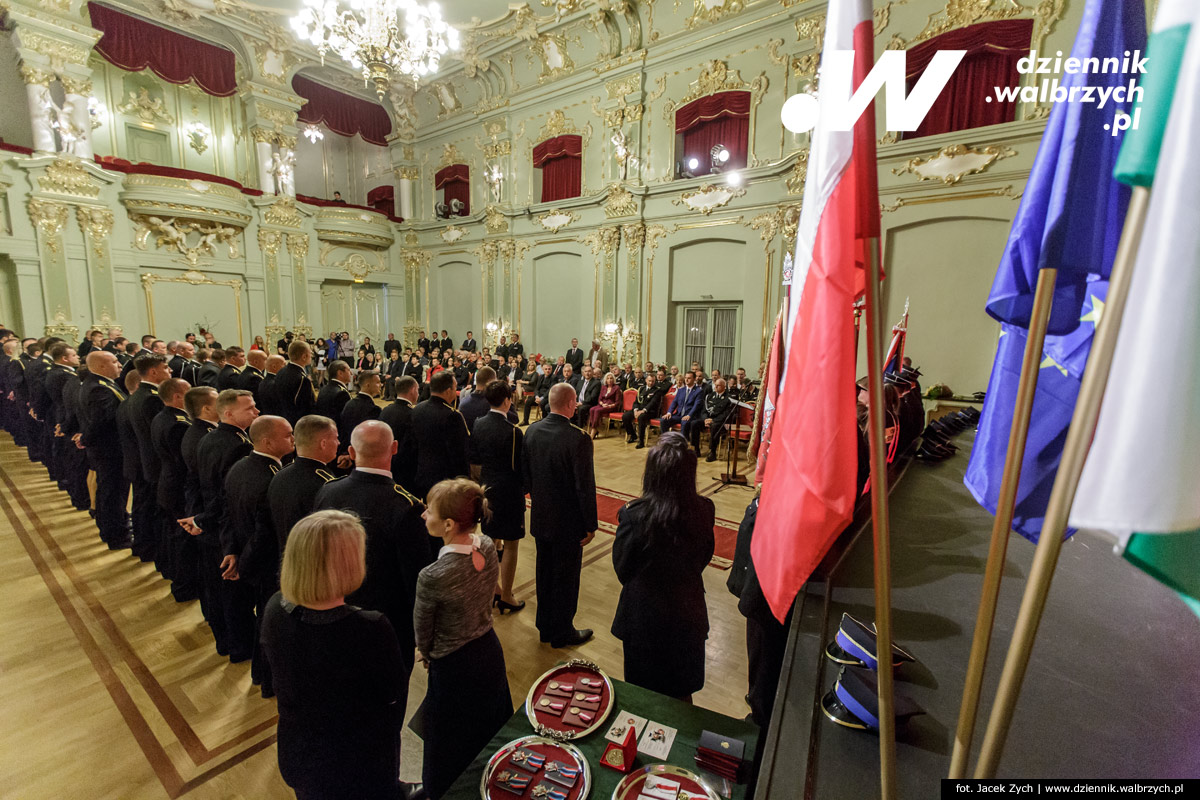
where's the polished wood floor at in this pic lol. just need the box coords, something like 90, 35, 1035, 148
0, 424, 759, 799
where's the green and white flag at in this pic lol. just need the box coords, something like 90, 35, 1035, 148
1070, 0, 1200, 612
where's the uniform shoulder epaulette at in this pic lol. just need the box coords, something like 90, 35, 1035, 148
321, 472, 345, 483
393, 483, 422, 505
174, 412, 189, 422
571, 422, 588, 435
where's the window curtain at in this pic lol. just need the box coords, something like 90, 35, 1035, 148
367, 185, 395, 217
903, 19, 1034, 140
435, 164, 470, 214
533, 135, 582, 203
293, 75, 392, 146
675, 91, 750, 173
88, 2, 237, 96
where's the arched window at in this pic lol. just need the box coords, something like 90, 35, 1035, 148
434, 164, 470, 215
675, 90, 750, 177
904, 19, 1034, 139
533, 134, 582, 203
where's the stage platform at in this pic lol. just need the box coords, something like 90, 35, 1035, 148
756, 432, 1200, 798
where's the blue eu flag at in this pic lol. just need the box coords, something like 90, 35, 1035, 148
983, 0, 1143, 335
965, 0, 1144, 541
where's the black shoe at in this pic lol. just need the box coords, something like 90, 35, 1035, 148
626, 434, 636, 443
706, 452, 718, 462
399, 781, 427, 800
106, 535, 134, 550
229, 651, 253, 664
496, 598, 526, 614
551, 628, 593, 648
261, 685, 275, 699
635, 442, 645, 449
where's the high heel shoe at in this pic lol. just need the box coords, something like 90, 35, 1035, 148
496, 598, 526, 614
493, 593, 501, 608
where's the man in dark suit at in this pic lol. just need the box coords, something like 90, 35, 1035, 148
495, 335, 509, 363
461, 331, 477, 352
340, 369, 382, 445
269, 414, 339, 552
223, 415, 293, 696
128, 353, 171, 570
116, 370, 150, 559
168, 341, 187, 383
187, 389, 258, 661
43, 343, 79, 493
439, 330, 453, 352
317, 360, 353, 435
26, 337, 61, 464
382, 352, 403, 399
238, 349, 266, 399
314, 420, 431, 674
197, 348, 222, 388
523, 383, 597, 648
217, 346, 246, 390
175, 342, 201, 387
379, 375, 419, 491
458, 366, 496, 433
539, 361, 569, 419
275, 341, 315, 425
521, 362, 552, 426
508, 333, 525, 362
257, 355, 285, 416
660, 372, 703, 433
563, 363, 581, 394
56, 354, 90, 511
565, 338, 584, 372
688, 377, 736, 461
411, 370, 470, 500
151, 378, 197, 602
623, 372, 666, 449
572, 365, 602, 426
382, 333, 401, 361
80, 351, 132, 549
180, 386, 220, 629
417, 331, 431, 353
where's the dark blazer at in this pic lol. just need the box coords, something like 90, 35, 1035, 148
316, 380, 351, 420
471, 411, 525, 540
611, 496, 715, 647
151, 406, 191, 515
168, 354, 187, 379
634, 382, 667, 413
461, 338, 477, 352
128, 382, 164, 483
25, 354, 53, 419
339, 393, 381, 447
257, 372, 280, 416
522, 413, 597, 542
275, 362, 315, 425
197, 362, 220, 388
439, 337, 453, 352
181, 419, 215, 516
495, 344, 509, 362
565, 347, 584, 371
314, 471, 431, 659
43, 364, 75, 427
59, 368, 83, 437
703, 390, 736, 428
383, 339, 402, 359
411, 395, 470, 498
223, 452, 280, 580
80, 374, 124, 464
508, 342, 525, 360
457, 390, 490, 434
268, 456, 337, 550
576, 378, 602, 407
115, 394, 143, 482
238, 366, 265, 401
417, 337, 431, 353
379, 398, 417, 490
178, 359, 201, 387
195, 422, 252, 541
566, 373, 582, 394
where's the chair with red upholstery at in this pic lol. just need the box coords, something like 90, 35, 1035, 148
606, 388, 638, 438
647, 389, 676, 437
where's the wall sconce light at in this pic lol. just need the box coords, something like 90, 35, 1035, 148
303, 124, 324, 144
185, 121, 212, 154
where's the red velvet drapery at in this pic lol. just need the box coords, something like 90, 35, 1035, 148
903, 19, 1033, 139
292, 75, 392, 146
367, 185, 395, 217
676, 91, 750, 174
88, 2, 237, 96
534, 135, 582, 202
435, 164, 470, 214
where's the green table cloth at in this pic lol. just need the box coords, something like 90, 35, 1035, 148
443, 678, 759, 799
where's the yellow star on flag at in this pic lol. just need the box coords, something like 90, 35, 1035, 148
1080, 294, 1105, 326
1040, 355, 1069, 377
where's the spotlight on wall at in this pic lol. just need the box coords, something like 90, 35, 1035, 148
709, 144, 730, 173
726, 171, 743, 187
687, 157, 699, 171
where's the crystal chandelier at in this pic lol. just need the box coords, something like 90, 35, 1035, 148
292, 0, 459, 98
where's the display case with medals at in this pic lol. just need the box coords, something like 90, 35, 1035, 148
610, 764, 721, 800
480, 735, 592, 800
524, 659, 615, 741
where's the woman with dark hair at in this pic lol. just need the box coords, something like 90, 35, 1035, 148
470, 380, 526, 613
611, 432, 715, 701
415, 478, 513, 798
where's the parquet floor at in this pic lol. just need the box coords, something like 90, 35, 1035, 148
0, 425, 760, 799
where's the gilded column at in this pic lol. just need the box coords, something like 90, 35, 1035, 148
474, 240, 499, 345
287, 232, 310, 335
75, 205, 118, 331
29, 198, 76, 338
258, 228, 284, 337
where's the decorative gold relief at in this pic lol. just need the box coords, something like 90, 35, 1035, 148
532, 33, 576, 83
621, 222, 645, 252
602, 183, 637, 218
438, 142, 463, 169
886, 0, 1065, 53
38, 157, 100, 198
440, 223, 469, 243
687, 0, 743, 29
19, 63, 53, 87
337, 252, 386, 281
45, 307, 79, 341
318, 240, 337, 266
264, 197, 303, 227
133, 214, 242, 264
286, 233, 309, 261
29, 199, 69, 253
538, 109, 578, 140
767, 39, 788, 67
891, 143, 1018, 185
483, 140, 512, 159
76, 206, 114, 261
395, 165, 420, 180
431, 81, 461, 118
881, 184, 1020, 213
673, 183, 746, 215
662, 60, 768, 121
605, 74, 641, 100
484, 205, 509, 234
117, 87, 175, 124
786, 149, 809, 195
251, 39, 301, 86
19, 31, 91, 71
58, 76, 93, 97
536, 208, 579, 233
141, 269, 244, 346
794, 13, 825, 44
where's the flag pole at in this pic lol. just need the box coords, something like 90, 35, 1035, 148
861, 237, 897, 800
948, 267, 1059, 778
974, 185, 1152, 777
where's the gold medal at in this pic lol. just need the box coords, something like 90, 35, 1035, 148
549, 681, 559, 689
540, 698, 550, 707
570, 706, 580, 714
